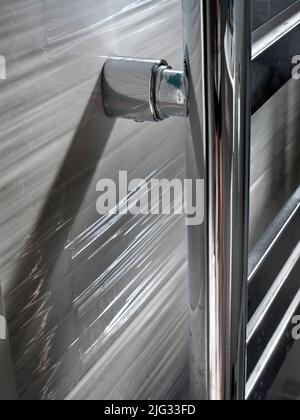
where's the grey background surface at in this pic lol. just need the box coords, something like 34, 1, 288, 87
0, 0, 299, 400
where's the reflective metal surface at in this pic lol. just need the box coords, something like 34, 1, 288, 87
182, 0, 207, 400
0, 0, 299, 401
249, 77, 300, 249
156, 67, 188, 119
247, 187, 300, 400
251, 1, 300, 112
183, 0, 251, 400
247, 290, 300, 399
252, 1, 300, 59
252, 0, 298, 30
102, 57, 188, 122
246, 2, 300, 398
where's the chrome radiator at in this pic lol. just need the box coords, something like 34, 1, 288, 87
0, 0, 299, 400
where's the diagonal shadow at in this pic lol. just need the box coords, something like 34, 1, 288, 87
7, 72, 115, 353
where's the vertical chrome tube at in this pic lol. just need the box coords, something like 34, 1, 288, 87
183, 0, 251, 400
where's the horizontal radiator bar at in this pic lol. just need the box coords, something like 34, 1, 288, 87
251, 1, 300, 112
247, 187, 300, 399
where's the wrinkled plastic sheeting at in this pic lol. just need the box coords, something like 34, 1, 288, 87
0, 0, 188, 400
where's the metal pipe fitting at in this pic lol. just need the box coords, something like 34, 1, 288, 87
102, 57, 188, 122
101, 0, 251, 401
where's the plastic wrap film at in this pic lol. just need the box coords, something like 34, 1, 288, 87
0, 0, 188, 400
1, 0, 300, 401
